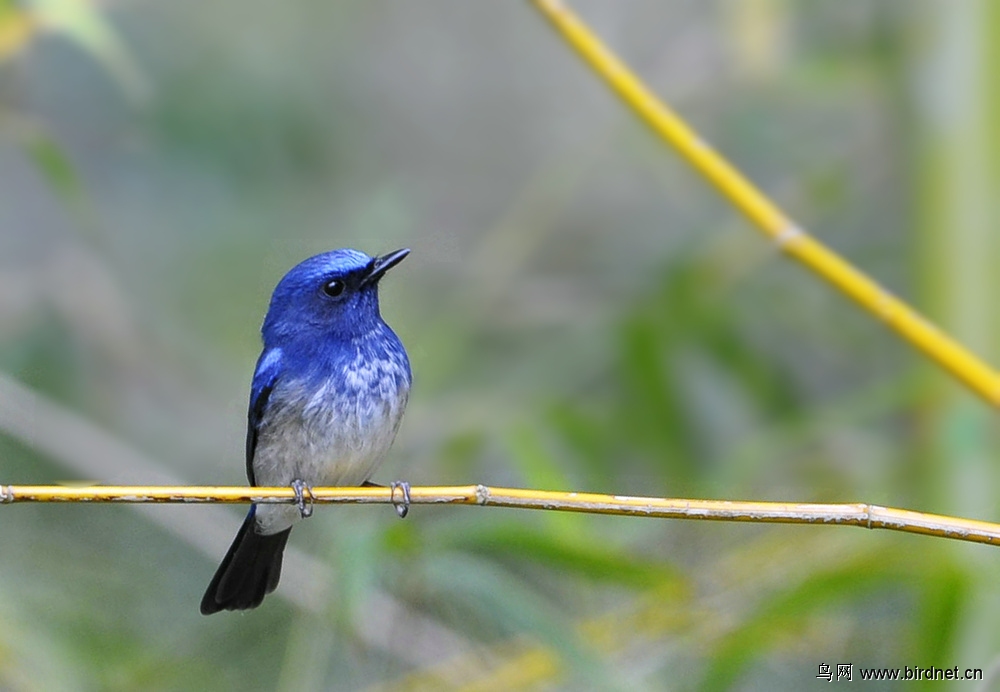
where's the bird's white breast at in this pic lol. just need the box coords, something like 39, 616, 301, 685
252, 350, 410, 534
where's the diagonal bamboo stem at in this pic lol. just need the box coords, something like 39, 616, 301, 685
3, 484, 1000, 547
528, 0, 1000, 406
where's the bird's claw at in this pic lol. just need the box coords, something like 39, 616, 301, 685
389, 481, 411, 519
291, 479, 314, 519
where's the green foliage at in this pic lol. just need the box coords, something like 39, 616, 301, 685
0, 2, 995, 690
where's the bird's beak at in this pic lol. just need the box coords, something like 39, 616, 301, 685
362, 248, 410, 286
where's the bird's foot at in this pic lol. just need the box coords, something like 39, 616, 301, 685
290, 479, 314, 519
389, 481, 411, 519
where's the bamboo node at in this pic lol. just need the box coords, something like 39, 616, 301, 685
774, 223, 803, 249
475, 484, 491, 505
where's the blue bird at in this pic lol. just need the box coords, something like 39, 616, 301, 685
201, 248, 412, 614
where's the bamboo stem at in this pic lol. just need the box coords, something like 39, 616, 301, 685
528, 0, 1000, 406
3, 484, 999, 547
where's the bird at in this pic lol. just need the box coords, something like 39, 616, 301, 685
200, 248, 412, 615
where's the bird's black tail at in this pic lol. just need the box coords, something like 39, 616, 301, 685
200, 506, 291, 615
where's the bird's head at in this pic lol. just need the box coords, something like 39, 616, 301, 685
261, 248, 409, 344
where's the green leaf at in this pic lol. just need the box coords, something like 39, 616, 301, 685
504, 424, 584, 537
29, 0, 147, 100
0, 4, 36, 60
423, 552, 623, 690
546, 403, 613, 487
914, 561, 966, 663
699, 546, 926, 691
434, 519, 689, 593
24, 133, 82, 206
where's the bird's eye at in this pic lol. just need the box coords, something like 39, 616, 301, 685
322, 279, 346, 298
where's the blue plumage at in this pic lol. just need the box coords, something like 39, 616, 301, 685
201, 248, 411, 614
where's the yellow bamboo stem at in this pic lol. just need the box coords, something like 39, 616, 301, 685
528, 0, 1000, 406
3, 484, 1000, 547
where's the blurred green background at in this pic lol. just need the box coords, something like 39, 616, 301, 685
1, 0, 999, 689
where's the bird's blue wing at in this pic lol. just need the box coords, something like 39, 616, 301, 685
246, 348, 283, 485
